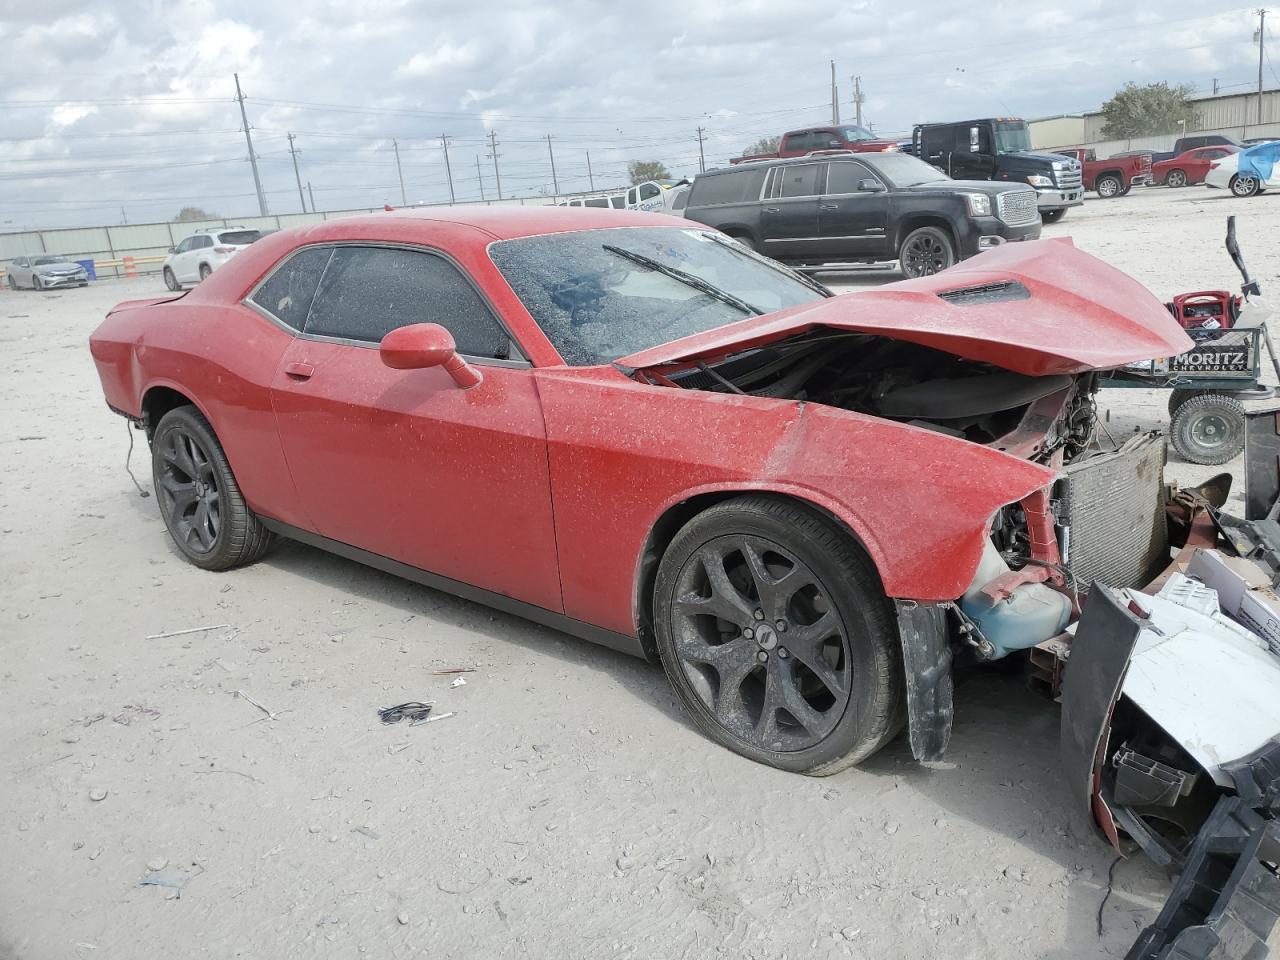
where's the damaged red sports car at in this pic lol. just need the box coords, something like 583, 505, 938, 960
90, 207, 1194, 774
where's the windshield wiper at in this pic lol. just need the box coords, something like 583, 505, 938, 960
601, 243, 763, 316
702, 232, 832, 298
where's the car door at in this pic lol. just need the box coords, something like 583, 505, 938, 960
266, 243, 562, 611
948, 124, 994, 180
760, 162, 824, 259
816, 160, 891, 258
173, 237, 198, 281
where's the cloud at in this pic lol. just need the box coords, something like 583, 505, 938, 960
51, 103, 99, 127
397, 42, 478, 78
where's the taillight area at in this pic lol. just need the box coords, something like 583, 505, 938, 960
213, 246, 236, 254
1208, 162, 1220, 171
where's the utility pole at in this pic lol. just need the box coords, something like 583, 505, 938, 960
487, 130, 503, 200
586, 150, 595, 192
287, 133, 306, 212
120, 207, 128, 225
392, 139, 407, 206
307, 181, 315, 214
853, 76, 864, 128
1213, 77, 1221, 95
696, 126, 706, 173
440, 135, 456, 204
830, 60, 840, 124
475, 156, 486, 202
233, 73, 268, 215
545, 134, 559, 195
1257, 9, 1268, 125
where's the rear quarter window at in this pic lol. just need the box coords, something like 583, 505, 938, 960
219, 230, 262, 245
687, 168, 768, 206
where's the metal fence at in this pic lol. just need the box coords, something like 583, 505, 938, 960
0, 196, 556, 280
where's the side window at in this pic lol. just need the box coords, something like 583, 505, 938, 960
174, 239, 190, 253
638, 183, 661, 200
249, 245, 333, 331
824, 161, 875, 194
787, 131, 815, 151
15, 257, 27, 267
671, 189, 689, 212
609, 195, 626, 208
817, 129, 843, 148
776, 163, 823, 198
200, 235, 215, 249
626, 187, 638, 205
304, 246, 508, 358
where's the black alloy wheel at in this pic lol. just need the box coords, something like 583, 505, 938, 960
898, 226, 954, 279
156, 424, 222, 555
150, 405, 273, 570
654, 497, 902, 775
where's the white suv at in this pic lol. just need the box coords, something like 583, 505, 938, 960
163, 227, 262, 289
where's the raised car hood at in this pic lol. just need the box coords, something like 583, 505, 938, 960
618, 239, 1193, 378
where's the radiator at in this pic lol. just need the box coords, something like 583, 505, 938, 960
1059, 433, 1169, 590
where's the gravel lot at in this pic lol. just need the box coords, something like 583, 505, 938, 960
2, 187, 1278, 960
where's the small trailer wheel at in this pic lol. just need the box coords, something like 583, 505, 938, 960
1169, 393, 1246, 465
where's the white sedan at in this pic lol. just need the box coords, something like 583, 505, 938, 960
1205, 140, 1280, 197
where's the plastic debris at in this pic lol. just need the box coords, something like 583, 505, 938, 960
450, 677, 467, 689
430, 667, 475, 675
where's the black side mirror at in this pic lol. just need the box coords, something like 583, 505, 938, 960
859, 179, 886, 192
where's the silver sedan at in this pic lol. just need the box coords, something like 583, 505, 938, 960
5, 255, 89, 290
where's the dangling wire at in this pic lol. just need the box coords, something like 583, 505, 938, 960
125, 420, 151, 498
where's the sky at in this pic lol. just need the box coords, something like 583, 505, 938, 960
0, 0, 1273, 229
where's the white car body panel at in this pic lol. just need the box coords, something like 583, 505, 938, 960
1204, 150, 1280, 190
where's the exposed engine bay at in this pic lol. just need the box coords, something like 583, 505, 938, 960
659, 331, 1099, 465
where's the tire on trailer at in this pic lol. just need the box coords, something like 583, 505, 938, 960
1167, 389, 1208, 415
1041, 208, 1067, 224
653, 495, 903, 776
1096, 174, 1123, 198
898, 225, 955, 278
1169, 393, 1246, 465
150, 405, 274, 570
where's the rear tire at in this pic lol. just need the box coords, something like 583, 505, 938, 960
5, 275, 15, 290
1169, 393, 1246, 465
1041, 208, 1067, 224
163, 267, 181, 291
1230, 175, 1261, 198
1166, 169, 1188, 188
151, 405, 274, 570
726, 232, 760, 253
653, 496, 903, 776
898, 226, 955, 278
198, 263, 212, 281
1096, 174, 1122, 198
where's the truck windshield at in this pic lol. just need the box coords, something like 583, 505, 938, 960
994, 122, 1032, 155
863, 154, 949, 186
838, 126, 876, 142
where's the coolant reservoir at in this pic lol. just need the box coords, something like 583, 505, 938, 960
960, 540, 1071, 660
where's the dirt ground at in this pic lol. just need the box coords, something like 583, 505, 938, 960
2, 187, 1278, 960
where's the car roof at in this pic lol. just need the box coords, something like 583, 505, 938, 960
700, 153, 887, 177
338, 204, 693, 240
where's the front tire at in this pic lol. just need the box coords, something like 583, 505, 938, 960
5, 274, 15, 290
653, 496, 903, 775
151, 406, 274, 570
163, 267, 181, 291
33, 275, 43, 291
898, 226, 955, 278
1166, 169, 1188, 188
1096, 174, 1122, 198
1041, 208, 1067, 224
1169, 393, 1246, 465
1231, 175, 1261, 198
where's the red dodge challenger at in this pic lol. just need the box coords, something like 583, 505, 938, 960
90, 207, 1190, 774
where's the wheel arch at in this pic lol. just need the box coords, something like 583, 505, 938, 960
141, 382, 213, 441
892, 214, 957, 253
632, 486, 886, 662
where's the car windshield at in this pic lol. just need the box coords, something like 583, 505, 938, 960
33, 257, 62, 265
489, 227, 823, 366
994, 122, 1033, 155
839, 125, 876, 142
863, 154, 949, 186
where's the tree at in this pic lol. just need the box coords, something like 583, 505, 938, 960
1100, 82, 1196, 139
741, 135, 781, 157
627, 160, 671, 185
174, 206, 218, 222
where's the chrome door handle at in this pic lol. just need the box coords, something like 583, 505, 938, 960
819, 202, 840, 210
763, 206, 781, 213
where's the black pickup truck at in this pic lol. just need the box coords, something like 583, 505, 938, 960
912, 118, 1083, 223
681, 152, 1041, 278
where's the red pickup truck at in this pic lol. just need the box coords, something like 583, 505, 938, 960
1054, 148, 1152, 198
731, 125, 900, 164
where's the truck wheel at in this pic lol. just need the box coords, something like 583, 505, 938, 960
1118, 183, 1133, 196
898, 226, 954, 278
1041, 209, 1066, 224
1165, 169, 1187, 188
727, 232, 760, 253
1170, 394, 1246, 465
653, 496, 903, 775
1096, 174, 1123, 198
1230, 175, 1261, 198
